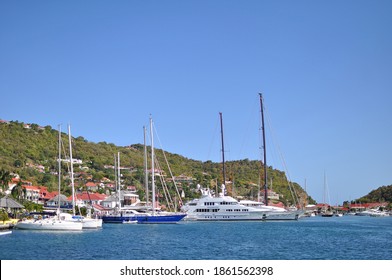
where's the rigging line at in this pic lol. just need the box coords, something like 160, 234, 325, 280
151, 121, 183, 206
157, 156, 176, 211
238, 97, 259, 160
154, 127, 180, 207
206, 115, 220, 161
154, 158, 172, 211
154, 155, 169, 205
60, 134, 70, 173
264, 104, 301, 206
59, 129, 82, 214
325, 173, 332, 206
59, 133, 74, 206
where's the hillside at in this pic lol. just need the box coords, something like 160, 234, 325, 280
357, 185, 392, 203
0, 120, 310, 206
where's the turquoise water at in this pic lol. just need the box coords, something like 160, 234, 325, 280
1, 216, 392, 260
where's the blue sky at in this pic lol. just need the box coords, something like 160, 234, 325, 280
1, 0, 391, 204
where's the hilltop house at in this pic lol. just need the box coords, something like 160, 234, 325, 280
22, 185, 58, 205
259, 189, 280, 201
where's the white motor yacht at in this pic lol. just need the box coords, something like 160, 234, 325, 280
181, 187, 267, 221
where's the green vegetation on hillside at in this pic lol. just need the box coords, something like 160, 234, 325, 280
1, 120, 312, 206
358, 185, 392, 203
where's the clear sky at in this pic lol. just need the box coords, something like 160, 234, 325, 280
1, 0, 391, 204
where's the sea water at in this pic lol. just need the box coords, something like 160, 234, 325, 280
1, 216, 392, 260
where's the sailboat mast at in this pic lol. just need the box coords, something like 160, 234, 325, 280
113, 154, 118, 208
150, 116, 156, 215
143, 126, 149, 206
117, 152, 121, 209
259, 93, 268, 206
68, 124, 76, 216
219, 112, 226, 189
57, 125, 61, 216
323, 171, 328, 210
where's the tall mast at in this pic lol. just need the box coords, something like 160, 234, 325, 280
323, 171, 328, 210
68, 124, 76, 216
114, 154, 117, 207
259, 93, 268, 205
150, 116, 156, 215
143, 126, 149, 206
117, 152, 121, 209
57, 125, 61, 216
219, 112, 226, 190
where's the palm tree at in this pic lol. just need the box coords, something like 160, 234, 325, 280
11, 180, 24, 201
0, 169, 13, 194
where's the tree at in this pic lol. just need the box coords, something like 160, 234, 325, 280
11, 180, 24, 201
0, 209, 9, 223
13, 159, 23, 168
0, 169, 13, 193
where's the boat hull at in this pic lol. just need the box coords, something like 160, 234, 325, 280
15, 219, 83, 231
185, 211, 301, 221
81, 218, 103, 229
137, 214, 187, 224
102, 213, 186, 224
264, 211, 302, 221
184, 212, 266, 221
102, 215, 138, 223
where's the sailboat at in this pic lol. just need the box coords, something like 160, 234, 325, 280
136, 116, 187, 223
241, 94, 303, 220
321, 172, 334, 217
15, 126, 83, 231
101, 152, 141, 223
102, 117, 186, 224
60, 125, 103, 229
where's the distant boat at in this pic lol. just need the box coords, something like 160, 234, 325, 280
320, 173, 334, 217
239, 200, 300, 220
0, 230, 12, 236
0, 223, 14, 235
356, 209, 389, 217
15, 125, 83, 231
321, 211, 334, 217
122, 219, 138, 224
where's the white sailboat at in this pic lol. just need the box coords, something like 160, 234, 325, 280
63, 124, 103, 229
15, 125, 83, 231
321, 172, 334, 217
